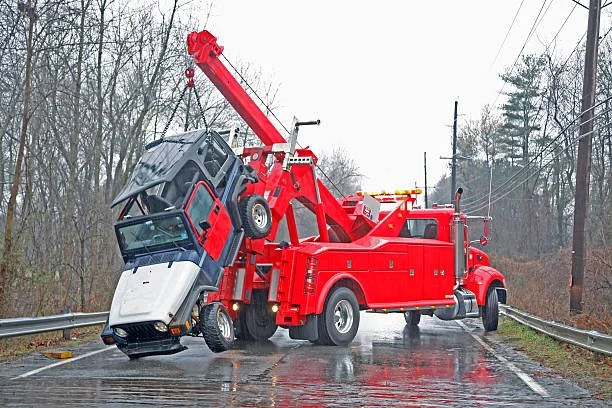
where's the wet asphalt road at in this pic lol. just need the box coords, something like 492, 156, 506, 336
0, 313, 605, 407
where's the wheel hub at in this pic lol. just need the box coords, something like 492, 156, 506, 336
333, 300, 354, 334
252, 204, 268, 229
217, 309, 232, 341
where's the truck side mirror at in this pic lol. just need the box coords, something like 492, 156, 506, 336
199, 219, 212, 231
479, 235, 488, 246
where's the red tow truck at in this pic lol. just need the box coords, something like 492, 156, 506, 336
188, 30, 506, 345
102, 30, 506, 357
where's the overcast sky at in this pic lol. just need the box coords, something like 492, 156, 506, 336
197, 1, 610, 204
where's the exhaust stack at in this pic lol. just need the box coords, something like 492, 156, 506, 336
453, 188, 465, 279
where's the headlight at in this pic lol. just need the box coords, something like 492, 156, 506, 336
113, 327, 128, 338
154, 321, 168, 332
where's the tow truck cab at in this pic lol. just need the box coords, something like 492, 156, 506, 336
101, 129, 266, 358
404, 205, 507, 316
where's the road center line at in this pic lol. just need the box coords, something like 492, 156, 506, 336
11, 347, 114, 380
455, 321, 550, 398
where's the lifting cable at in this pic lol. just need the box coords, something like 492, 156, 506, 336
158, 67, 209, 140
220, 54, 348, 198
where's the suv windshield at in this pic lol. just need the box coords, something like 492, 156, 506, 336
117, 214, 191, 255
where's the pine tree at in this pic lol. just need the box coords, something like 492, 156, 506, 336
499, 55, 546, 166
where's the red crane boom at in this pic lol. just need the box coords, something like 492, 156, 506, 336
187, 30, 286, 146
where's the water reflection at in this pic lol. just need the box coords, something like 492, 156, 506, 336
402, 324, 421, 343
329, 350, 356, 382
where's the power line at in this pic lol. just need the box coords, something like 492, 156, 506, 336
466, 117, 610, 214
465, 5, 601, 208
492, 0, 553, 108
489, 0, 527, 71
463, 95, 612, 212
545, 2, 579, 55
557, 30, 587, 72
569, 0, 589, 10
463, 93, 612, 207
220, 54, 292, 136
219, 53, 349, 198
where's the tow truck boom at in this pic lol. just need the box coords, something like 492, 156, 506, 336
187, 30, 286, 146
187, 30, 375, 243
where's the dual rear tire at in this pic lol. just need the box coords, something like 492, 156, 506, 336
235, 290, 278, 341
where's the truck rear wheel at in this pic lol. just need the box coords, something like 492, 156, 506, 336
482, 287, 499, 332
239, 195, 271, 239
201, 302, 235, 352
234, 308, 254, 341
245, 290, 278, 340
404, 310, 421, 326
319, 287, 360, 346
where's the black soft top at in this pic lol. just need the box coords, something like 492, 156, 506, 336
111, 129, 232, 208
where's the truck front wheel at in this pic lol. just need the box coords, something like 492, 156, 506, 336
201, 302, 235, 352
319, 287, 360, 346
404, 311, 421, 326
482, 286, 499, 332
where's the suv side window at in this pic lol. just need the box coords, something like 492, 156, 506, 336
186, 184, 215, 235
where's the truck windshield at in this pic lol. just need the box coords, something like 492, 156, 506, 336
117, 214, 190, 254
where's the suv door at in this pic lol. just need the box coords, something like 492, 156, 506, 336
186, 182, 232, 261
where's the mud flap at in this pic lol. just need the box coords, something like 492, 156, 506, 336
289, 315, 319, 341
495, 287, 507, 304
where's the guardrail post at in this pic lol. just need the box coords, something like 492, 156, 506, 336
61, 307, 72, 340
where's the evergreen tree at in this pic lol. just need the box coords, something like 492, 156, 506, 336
499, 55, 546, 166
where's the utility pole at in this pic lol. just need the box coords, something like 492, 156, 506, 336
423, 152, 428, 208
570, 0, 601, 315
451, 100, 458, 203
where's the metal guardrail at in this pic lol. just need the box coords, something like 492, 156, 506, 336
0, 312, 108, 339
2, 307, 611, 356
500, 304, 612, 356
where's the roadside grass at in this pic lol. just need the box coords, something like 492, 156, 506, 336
498, 318, 612, 400
0, 325, 103, 361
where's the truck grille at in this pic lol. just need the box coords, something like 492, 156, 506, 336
118, 322, 169, 341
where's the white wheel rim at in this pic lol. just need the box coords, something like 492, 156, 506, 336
252, 204, 268, 229
334, 300, 353, 334
217, 309, 232, 340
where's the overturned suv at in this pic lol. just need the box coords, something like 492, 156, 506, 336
101, 129, 271, 358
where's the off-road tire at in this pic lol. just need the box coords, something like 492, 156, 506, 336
245, 290, 278, 340
238, 195, 271, 239
404, 310, 421, 326
201, 302, 235, 352
482, 287, 499, 332
318, 287, 360, 346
